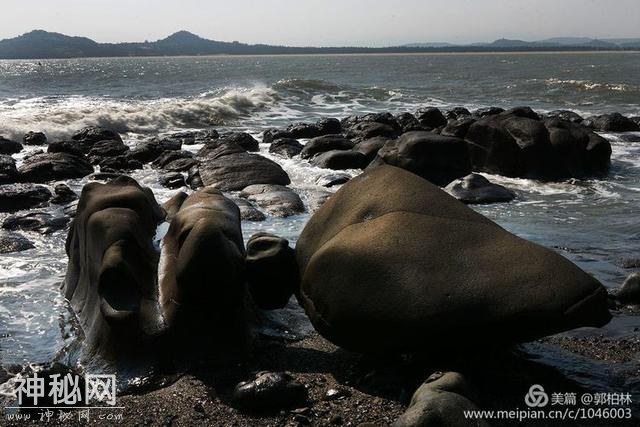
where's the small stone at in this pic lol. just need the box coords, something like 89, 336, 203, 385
232, 372, 308, 412
324, 387, 351, 401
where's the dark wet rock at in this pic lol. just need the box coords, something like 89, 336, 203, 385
473, 106, 505, 117
631, 116, 640, 126
360, 112, 402, 132
415, 107, 447, 129
232, 198, 266, 222
47, 140, 85, 157
87, 139, 129, 163
372, 131, 471, 186
51, 183, 78, 205
441, 117, 476, 138
466, 110, 611, 179
218, 132, 260, 152
159, 172, 186, 189
352, 136, 391, 162
98, 155, 143, 172
240, 184, 304, 217
3, 211, 70, 234
393, 372, 487, 427
545, 110, 584, 124
232, 372, 307, 412
0, 136, 23, 155
0, 155, 17, 184
63, 200, 79, 217
18, 152, 93, 183
346, 121, 399, 142
503, 106, 541, 121
0, 183, 52, 212
445, 107, 472, 120
72, 126, 122, 144
64, 177, 247, 357
311, 150, 368, 170
395, 113, 424, 133
295, 166, 611, 353
127, 138, 182, 163
287, 122, 322, 139
262, 128, 295, 144
167, 129, 219, 145
300, 135, 354, 159
197, 143, 290, 191
246, 232, 299, 310
316, 117, 342, 135
0, 231, 35, 253
445, 174, 516, 204
616, 273, 640, 304
584, 112, 640, 132
316, 173, 351, 188
186, 165, 204, 190
269, 138, 303, 158
151, 150, 197, 172
23, 131, 48, 145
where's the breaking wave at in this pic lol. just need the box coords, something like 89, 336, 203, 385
0, 86, 278, 140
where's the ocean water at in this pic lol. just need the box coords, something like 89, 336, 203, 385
0, 53, 639, 392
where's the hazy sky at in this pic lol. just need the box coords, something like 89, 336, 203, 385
2, 0, 639, 46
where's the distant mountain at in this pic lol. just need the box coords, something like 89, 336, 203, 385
0, 30, 637, 59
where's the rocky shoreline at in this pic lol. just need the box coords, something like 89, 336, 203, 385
1, 105, 640, 426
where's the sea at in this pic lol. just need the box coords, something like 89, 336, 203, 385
0, 52, 639, 393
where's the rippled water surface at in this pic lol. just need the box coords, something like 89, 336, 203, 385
0, 53, 639, 392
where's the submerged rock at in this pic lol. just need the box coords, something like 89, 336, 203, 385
246, 233, 299, 310
445, 174, 516, 204
240, 184, 304, 217
0, 231, 35, 253
316, 172, 351, 188
3, 212, 70, 234
0, 183, 52, 212
393, 372, 487, 427
295, 166, 611, 353
232, 372, 307, 412
159, 172, 186, 189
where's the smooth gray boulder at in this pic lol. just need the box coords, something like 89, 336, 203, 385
295, 165, 611, 353
240, 184, 304, 217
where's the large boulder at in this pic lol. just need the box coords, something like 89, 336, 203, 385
0, 137, 23, 155
300, 135, 354, 159
584, 113, 640, 132
373, 131, 471, 186
395, 113, 424, 133
63, 177, 247, 357
17, 152, 93, 183
217, 132, 260, 152
0, 231, 35, 254
415, 107, 447, 129
197, 143, 290, 191
465, 110, 611, 179
544, 110, 584, 124
262, 128, 295, 144
295, 166, 611, 353
353, 136, 391, 162
445, 174, 515, 204
240, 184, 304, 217
0, 183, 52, 212
151, 150, 198, 172
87, 139, 129, 163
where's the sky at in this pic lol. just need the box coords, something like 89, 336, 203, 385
2, 0, 639, 46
